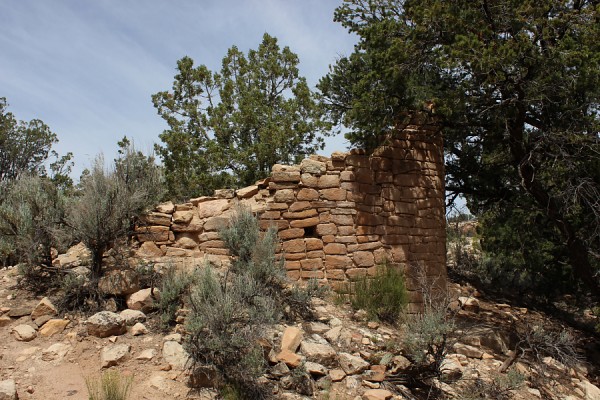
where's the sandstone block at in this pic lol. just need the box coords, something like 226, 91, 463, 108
300, 158, 326, 175
285, 261, 301, 271
325, 255, 352, 269
300, 173, 318, 187
316, 223, 337, 236
175, 235, 198, 249
39, 319, 69, 337
214, 188, 235, 198
353, 251, 375, 267
171, 215, 203, 233
326, 269, 346, 280
305, 238, 323, 251
274, 189, 295, 203
290, 217, 319, 228
306, 250, 325, 259
172, 210, 194, 224
281, 326, 303, 352
278, 228, 305, 240
297, 188, 319, 201
335, 235, 358, 244
330, 151, 348, 162
259, 219, 289, 230
320, 188, 346, 201
137, 241, 164, 257
272, 170, 301, 182
155, 202, 175, 214
300, 258, 323, 271
203, 216, 229, 231
282, 238, 306, 253
282, 209, 318, 219
339, 171, 355, 181
31, 297, 57, 320
141, 212, 171, 226
192, 200, 227, 219
317, 175, 340, 188
300, 270, 324, 279
136, 225, 170, 242
324, 243, 346, 255
236, 185, 259, 198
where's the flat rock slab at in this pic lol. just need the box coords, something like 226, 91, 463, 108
0, 379, 17, 400
7, 308, 31, 318
12, 324, 37, 342
101, 344, 130, 368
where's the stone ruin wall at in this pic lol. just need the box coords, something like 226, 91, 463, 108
134, 116, 446, 311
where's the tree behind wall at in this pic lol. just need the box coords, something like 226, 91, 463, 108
153, 33, 330, 200
319, 0, 600, 297
66, 141, 163, 277
0, 97, 73, 191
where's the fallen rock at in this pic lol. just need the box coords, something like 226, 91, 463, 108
33, 315, 52, 328
7, 307, 31, 318
0, 316, 11, 327
126, 288, 160, 312
363, 389, 393, 400
304, 361, 328, 376
454, 343, 484, 359
38, 319, 70, 337
119, 309, 146, 326
42, 342, 72, 362
300, 341, 337, 366
329, 369, 346, 382
12, 324, 37, 342
136, 348, 156, 361
0, 379, 17, 400
281, 326, 303, 352
338, 352, 369, 375
162, 340, 190, 370
130, 322, 148, 336
304, 322, 330, 334
324, 326, 342, 343
98, 269, 140, 296
30, 297, 57, 320
101, 344, 130, 368
578, 380, 600, 400
276, 349, 303, 368
87, 311, 126, 338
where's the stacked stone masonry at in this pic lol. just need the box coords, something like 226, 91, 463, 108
135, 116, 446, 311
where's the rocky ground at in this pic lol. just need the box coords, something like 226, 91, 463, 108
1, 262, 599, 400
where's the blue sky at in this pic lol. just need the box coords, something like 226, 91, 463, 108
0, 0, 357, 177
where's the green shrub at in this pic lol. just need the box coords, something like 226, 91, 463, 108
402, 307, 455, 367
343, 264, 408, 322
185, 266, 276, 398
158, 266, 198, 328
85, 370, 133, 400
185, 206, 316, 398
